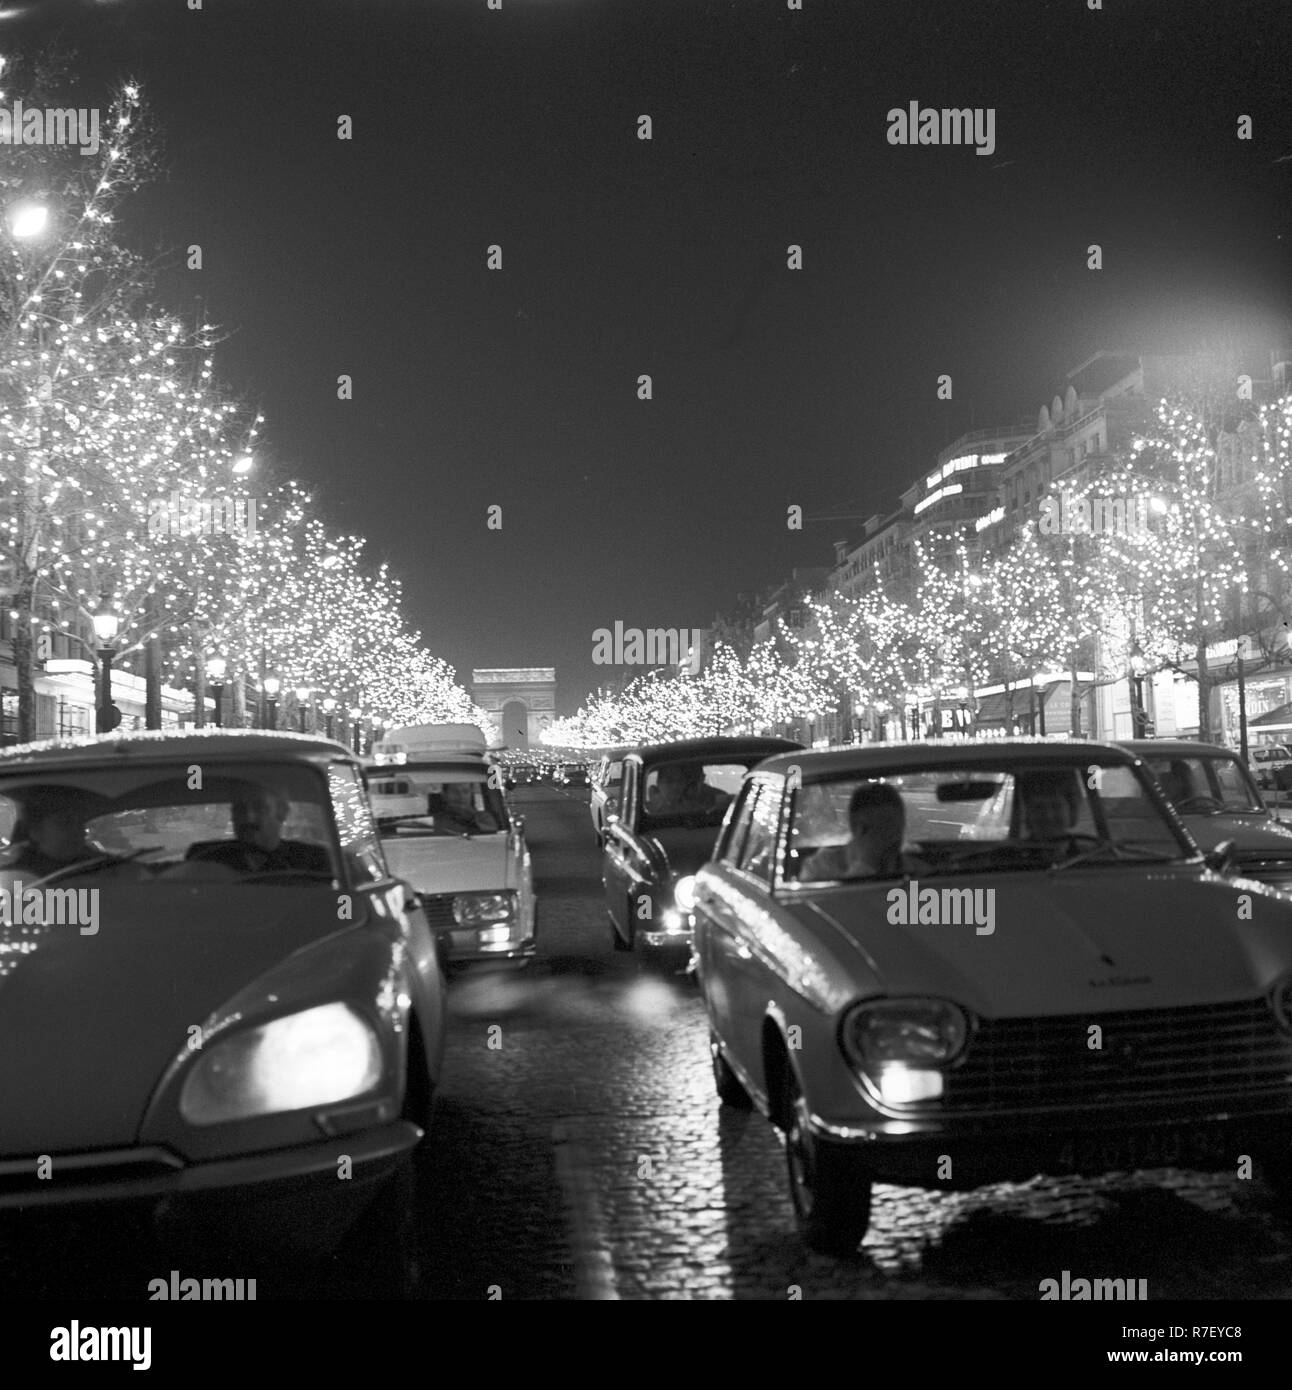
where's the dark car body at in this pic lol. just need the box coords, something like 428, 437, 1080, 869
602, 736, 802, 952
0, 730, 446, 1263
1121, 739, 1292, 893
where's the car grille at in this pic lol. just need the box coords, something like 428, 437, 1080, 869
418, 894, 456, 931
942, 998, 1292, 1113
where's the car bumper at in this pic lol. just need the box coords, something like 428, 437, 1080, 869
439, 928, 536, 963
806, 1095, 1292, 1188
639, 908, 695, 948
0, 1120, 422, 1246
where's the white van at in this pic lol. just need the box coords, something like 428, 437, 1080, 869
364, 724, 537, 965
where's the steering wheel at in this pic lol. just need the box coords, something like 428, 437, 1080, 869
1174, 795, 1223, 813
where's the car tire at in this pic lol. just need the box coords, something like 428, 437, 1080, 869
784, 1070, 872, 1256
610, 912, 632, 952
710, 1032, 753, 1109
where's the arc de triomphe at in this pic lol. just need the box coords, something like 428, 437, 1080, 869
471, 668, 555, 750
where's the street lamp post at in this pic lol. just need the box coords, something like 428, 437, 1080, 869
263, 676, 281, 731
349, 706, 363, 755
1128, 648, 1150, 738
295, 686, 311, 732
322, 697, 337, 740
207, 654, 227, 728
92, 608, 122, 732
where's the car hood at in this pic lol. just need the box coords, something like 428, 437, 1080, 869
381, 831, 518, 894
0, 885, 351, 1154
802, 869, 1292, 1017
1177, 812, 1292, 857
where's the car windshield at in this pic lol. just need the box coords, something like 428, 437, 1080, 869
375, 764, 506, 838
785, 756, 1195, 882
0, 761, 341, 884
1142, 754, 1264, 814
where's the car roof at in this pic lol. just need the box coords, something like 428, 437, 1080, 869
628, 736, 804, 766
755, 738, 1142, 782
1119, 739, 1239, 760
0, 728, 355, 771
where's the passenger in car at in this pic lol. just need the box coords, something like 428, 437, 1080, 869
802, 782, 919, 881
1156, 760, 1195, 807
647, 763, 730, 817
0, 786, 142, 880
186, 785, 332, 874
1015, 769, 1083, 841
434, 781, 499, 834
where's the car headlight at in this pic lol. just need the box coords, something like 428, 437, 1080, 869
673, 874, 697, 912
841, 998, 969, 1071
604, 795, 619, 813
453, 891, 517, 926
180, 1003, 383, 1126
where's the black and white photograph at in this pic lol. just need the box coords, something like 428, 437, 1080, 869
1, 0, 1291, 1358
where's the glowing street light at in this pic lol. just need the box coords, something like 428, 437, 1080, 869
92, 607, 122, 733
263, 675, 281, 730
7, 200, 50, 240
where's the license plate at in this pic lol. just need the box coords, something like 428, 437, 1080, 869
1055, 1126, 1229, 1174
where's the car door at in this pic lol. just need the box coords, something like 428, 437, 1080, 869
602, 758, 639, 939
696, 777, 784, 1088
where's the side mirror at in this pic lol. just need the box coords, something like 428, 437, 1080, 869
1204, 839, 1237, 875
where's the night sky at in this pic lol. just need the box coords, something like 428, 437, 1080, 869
6, 0, 1290, 713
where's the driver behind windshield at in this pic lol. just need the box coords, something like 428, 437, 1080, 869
0, 786, 142, 880
803, 782, 922, 881
1016, 769, 1083, 842
647, 763, 730, 818
435, 780, 499, 834
186, 785, 333, 874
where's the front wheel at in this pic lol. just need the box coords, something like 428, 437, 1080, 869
784, 1072, 872, 1256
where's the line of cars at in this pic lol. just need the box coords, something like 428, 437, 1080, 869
9, 717, 1292, 1277
594, 730, 1292, 1256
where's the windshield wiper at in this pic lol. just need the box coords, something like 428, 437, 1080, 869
23, 846, 164, 889
1051, 841, 1178, 871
